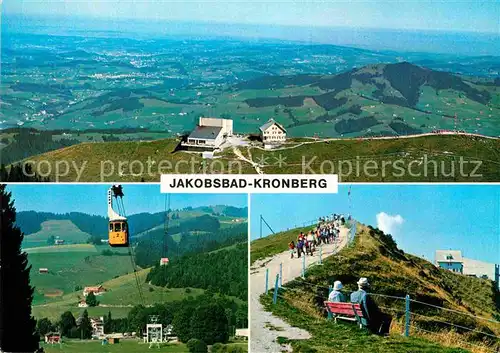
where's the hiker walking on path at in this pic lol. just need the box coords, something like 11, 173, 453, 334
297, 233, 305, 258
289, 241, 296, 259
306, 230, 315, 256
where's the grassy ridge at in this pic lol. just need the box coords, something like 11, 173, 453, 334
266, 224, 499, 352
24, 135, 500, 182
252, 135, 500, 181
25, 138, 255, 181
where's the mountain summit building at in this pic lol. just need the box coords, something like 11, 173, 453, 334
183, 117, 233, 150
435, 250, 500, 289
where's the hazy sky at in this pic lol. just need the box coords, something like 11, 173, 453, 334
3, 0, 499, 33
250, 185, 500, 264
7, 184, 248, 216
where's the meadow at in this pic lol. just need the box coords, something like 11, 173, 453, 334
22, 220, 91, 248
40, 340, 248, 353
28, 244, 135, 305
41, 340, 189, 353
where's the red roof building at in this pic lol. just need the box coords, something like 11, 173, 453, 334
83, 285, 106, 296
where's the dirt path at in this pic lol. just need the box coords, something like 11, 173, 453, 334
250, 226, 350, 352
233, 146, 263, 174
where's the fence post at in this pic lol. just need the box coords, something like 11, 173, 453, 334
302, 255, 306, 279
265, 268, 269, 294
273, 274, 279, 304
279, 263, 283, 288
327, 285, 333, 320
319, 245, 323, 265
405, 294, 410, 337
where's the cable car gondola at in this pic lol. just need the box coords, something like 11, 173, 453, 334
107, 185, 129, 247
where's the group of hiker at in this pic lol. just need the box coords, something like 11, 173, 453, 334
327, 277, 392, 335
288, 213, 347, 259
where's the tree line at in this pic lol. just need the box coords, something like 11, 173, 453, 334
0, 163, 50, 182
0, 129, 79, 166
35, 292, 247, 345
147, 243, 248, 300
134, 222, 248, 268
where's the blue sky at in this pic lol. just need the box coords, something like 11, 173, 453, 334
6, 184, 247, 216
250, 185, 500, 264
3, 0, 499, 34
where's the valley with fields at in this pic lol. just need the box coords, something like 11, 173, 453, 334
1, 23, 499, 182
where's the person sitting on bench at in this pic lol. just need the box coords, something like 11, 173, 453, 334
350, 277, 392, 335
328, 280, 346, 302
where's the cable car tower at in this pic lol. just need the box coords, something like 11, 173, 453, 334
146, 315, 162, 348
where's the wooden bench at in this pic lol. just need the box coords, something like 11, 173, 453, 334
324, 301, 365, 328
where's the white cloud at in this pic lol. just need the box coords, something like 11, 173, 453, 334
376, 212, 404, 235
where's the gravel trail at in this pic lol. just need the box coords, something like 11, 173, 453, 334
250, 226, 350, 352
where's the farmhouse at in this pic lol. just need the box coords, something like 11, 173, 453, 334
160, 257, 169, 266
78, 300, 88, 308
259, 119, 286, 144
83, 285, 106, 296
182, 117, 233, 150
435, 250, 500, 289
55, 239, 65, 245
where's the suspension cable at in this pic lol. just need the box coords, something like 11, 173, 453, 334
161, 194, 171, 304
115, 193, 145, 306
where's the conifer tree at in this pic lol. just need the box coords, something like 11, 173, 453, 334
0, 184, 40, 351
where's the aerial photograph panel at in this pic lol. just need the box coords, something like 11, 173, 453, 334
1, 0, 499, 181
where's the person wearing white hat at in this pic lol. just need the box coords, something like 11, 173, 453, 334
328, 280, 346, 303
350, 277, 392, 335
350, 277, 372, 328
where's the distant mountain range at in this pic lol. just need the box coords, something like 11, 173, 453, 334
239, 62, 500, 137
17, 205, 248, 246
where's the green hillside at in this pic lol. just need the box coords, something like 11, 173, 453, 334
23, 220, 91, 248
18, 206, 247, 248
32, 267, 205, 321
28, 244, 133, 305
26, 208, 248, 321
148, 242, 248, 300
258, 224, 499, 353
